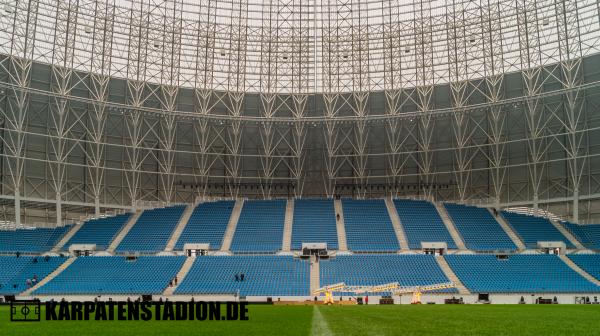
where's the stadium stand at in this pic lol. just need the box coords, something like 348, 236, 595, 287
444, 203, 516, 251
0, 226, 72, 253
291, 199, 338, 250
393, 199, 457, 249
445, 254, 600, 293
501, 211, 574, 249
230, 200, 286, 253
174, 200, 235, 250
63, 213, 132, 250
561, 221, 600, 250
34, 256, 185, 295
0, 256, 67, 294
567, 254, 600, 280
175, 256, 309, 296
319, 254, 456, 294
342, 199, 400, 251
116, 205, 186, 252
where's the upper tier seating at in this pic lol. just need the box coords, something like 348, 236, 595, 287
116, 205, 186, 252
230, 200, 286, 253
561, 221, 600, 250
175, 201, 234, 250
291, 199, 338, 250
342, 199, 399, 251
0, 225, 72, 253
567, 254, 600, 280
35, 256, 185, 295
64, 213, 132, 250
501, 211, 574, 249
393, 199, 457, 249
444, 203, 516, 251
320, 254, 456, 294
0, 256, 67, 294
445, 254, 600, 293
175, 256, 309, 296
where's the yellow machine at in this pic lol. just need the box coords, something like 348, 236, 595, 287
312, 282, 455, 304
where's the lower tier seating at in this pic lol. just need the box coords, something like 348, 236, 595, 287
445, 254, 600, 293
175, 256, 309, 296
0, 226, 72, 253
34, 256, 185, 295
319, 254, 456, 294
0, 256, 66, 294
567, 254, 600, 280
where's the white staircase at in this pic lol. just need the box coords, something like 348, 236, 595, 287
551, 220, 585, 249
384, 197, 410, 251
52, 223, 84, 252
163, 256, 196, 295
164, 203, 197, 252
310, 255, 320, 294
333, 199, 348, 251
220, 199, 244, 252
490, 208, 526, 250
558, 255, 600, 286
434, 202, 467, 250
21, 257, 77, 296
282, 198, 294, 251
436, 256, 470, 295
107, 210, 143, 253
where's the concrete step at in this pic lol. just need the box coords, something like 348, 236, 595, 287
163, 256, 196, 295
333, 199, 348, 251
282, 198, 294, 251
107, 210, 143, 253
220, 199, 244, 252
52, 223, 84, 252
164, 203, 197, 252
434, 202, 467, 250
310, 255, 320, 294
558, 255, 600, 286
490, 208, 526, 250
384, 197, 410, 250
551, 219, 585, 249
21, 257, 77, 296
436, 256, 470, 295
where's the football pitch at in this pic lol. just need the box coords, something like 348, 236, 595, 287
1, 304, 600, 336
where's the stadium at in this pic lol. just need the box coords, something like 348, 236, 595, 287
1, 0, 600, 334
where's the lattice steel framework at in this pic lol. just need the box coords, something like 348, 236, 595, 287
0, 0, 600, 225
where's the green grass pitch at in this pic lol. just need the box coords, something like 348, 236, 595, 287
1, 304, 600, 335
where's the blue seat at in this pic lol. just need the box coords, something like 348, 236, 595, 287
394, 199, 457, 249
567, 254, 600, 280
116, 205, 186, 252
561, 221, 600, 250
445, 254, 600, 293
35, 256, 185, 295
175, 256, 309, 296
65, 213, 132, 250
501, 212, 574, 249
0, 256, 67, 294
291, 199, 338, 250
320, 254, 456, 295
0, 226, 72, 253
175, 201, 234, 250
444, 203, 516, 251
230, 200, 286, 253
342, 199, 399, 252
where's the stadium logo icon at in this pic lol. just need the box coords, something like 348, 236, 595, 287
10, 300, 41, 322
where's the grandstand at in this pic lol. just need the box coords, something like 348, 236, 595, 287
1, 0, 600, 313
